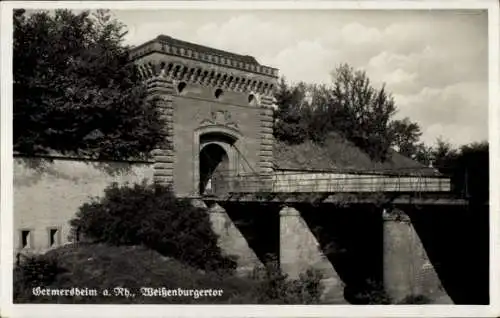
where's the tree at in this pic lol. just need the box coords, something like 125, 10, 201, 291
427, 138, 488, 202
328, 64, 397, 160
273, 78, 311, 144
276, 64, 398, 160
13, 9, 164, 160
388, 117, 423, 158
274, 64, 416, 161
413, 143, 434, 166
458, 141, 489, 202
432, 138, 459, 171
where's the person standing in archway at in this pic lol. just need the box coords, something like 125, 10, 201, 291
205, 176, 213, 195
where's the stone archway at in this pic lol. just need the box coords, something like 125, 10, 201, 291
199, 143, 230, 195
195, 127, 242, 196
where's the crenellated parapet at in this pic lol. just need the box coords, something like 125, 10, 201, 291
130, 35, 278, 97
130, 34, 278, 195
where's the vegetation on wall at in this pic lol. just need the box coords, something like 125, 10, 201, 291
13, 9, 165, 160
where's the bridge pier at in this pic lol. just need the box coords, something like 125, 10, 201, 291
279, 206, 347, 304
192, 199, 263, 275
201, 197, 464, 304
208, 202, 263, 274
382, 208, 452, 304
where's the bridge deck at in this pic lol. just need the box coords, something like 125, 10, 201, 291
207, 170, 452, 194
198, 170, 467, 206
201, 191, 468, 206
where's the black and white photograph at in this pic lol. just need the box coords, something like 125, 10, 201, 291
1, 1, 498, 317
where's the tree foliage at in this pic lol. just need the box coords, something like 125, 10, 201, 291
273, 78, 312, 144
430, 139, 489, 202
274, 64, 410, 161
388, 117, 423, 158
13, 9, 164, 160
411, 138, 489, 202
69, 182, 237, 273
329, 64, 397, 160
413, 143, 434, 166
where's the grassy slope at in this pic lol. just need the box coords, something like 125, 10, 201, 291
15, 243, 260, 304
273, 132, 438, 176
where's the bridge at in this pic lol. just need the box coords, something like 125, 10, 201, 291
199, 169, 466, 205
195, 138, 465, 207
127, 34, 488, 304
10, 24, 487, 307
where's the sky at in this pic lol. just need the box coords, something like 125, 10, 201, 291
112, 9, 489, 147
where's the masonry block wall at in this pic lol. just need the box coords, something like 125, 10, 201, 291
14, 156, 153, 254
382, 208, 451, 303
172, 80, 261, 196
279, 206, 347, 303
131, 35, 278, 196
191, 200, 263, 274
147, 77, 175, 186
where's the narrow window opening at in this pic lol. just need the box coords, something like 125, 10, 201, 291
248, 94, 255, 104
21, 230, 31, 249
49, 228, 59, 247
215, 88, 224, 99
177, 82, 187, 93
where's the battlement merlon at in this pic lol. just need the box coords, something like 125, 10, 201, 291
130, 35, 279, 97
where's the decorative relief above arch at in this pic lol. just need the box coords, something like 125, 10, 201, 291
199, 110, 239, 131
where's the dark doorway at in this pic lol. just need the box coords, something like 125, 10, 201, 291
199, 143, 230, 195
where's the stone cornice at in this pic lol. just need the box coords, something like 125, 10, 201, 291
138, 62, 277, 96
130, 35, 279, 78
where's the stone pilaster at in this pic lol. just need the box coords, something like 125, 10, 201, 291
147, 76, 175, 187
382, 208, 451, 303
259, 95, 275, 192
279, 206, 346, 304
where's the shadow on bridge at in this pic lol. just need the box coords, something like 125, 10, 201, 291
204, 196, 489, 304
295, 203, 384, 304
407, 202, 489, 304
217, 202, 281, 265
214, 200, 386, 303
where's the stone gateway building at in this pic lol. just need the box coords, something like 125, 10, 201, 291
131, 35, 279, 196
14, 35, 486, 304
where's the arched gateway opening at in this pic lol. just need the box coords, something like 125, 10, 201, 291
199, 143, 230, 195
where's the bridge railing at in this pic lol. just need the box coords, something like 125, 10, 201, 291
207, 170, 451, 196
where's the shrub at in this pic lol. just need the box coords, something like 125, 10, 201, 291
13, 253, 66, 302
249, 257, 324, 304
348, 279, 432, 304
348, 279, 392, 304
13, 244, 325, 304
398, 294, 431, 304
70, 181, 237, 273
